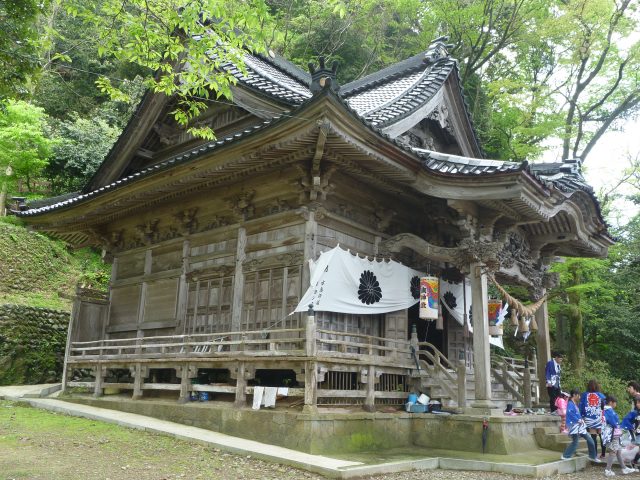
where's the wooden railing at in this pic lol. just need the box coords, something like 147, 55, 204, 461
316, 329, 412, 363
70, 329, 306, 358
69, 328, 415, 366
413, 341, 463, 405
491, 354, 538, 407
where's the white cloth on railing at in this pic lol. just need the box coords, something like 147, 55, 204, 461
277, 387, 289, 396
252, 386, 264, 410
263, 387, 278, 408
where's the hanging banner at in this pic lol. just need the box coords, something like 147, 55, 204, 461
293, 245, 425, 314
419, 276, 439, 319
488, 299, 503, 336
439, 278, 504, 349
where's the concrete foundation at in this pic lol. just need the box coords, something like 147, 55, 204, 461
63, 394, 559, 456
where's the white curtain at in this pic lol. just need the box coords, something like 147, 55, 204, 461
293, 246, 424, 314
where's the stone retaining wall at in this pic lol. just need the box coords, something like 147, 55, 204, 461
65, 396, 560, 455
0, 304, 69, 385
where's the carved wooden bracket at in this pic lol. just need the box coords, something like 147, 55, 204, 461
135, 219, 160, 245
174, 208, 199, 235
227, 190, 255, 221
379, 233, 458, 263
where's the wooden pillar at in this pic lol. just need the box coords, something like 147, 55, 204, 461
176, 240, 190, 330
177, 365, 196, 403
457, 360, 467, 408
234, 361, 247, 407
535, 298, 551, 403
305, 306, 317, 357
61, 296, 80, 393
469, 262, 496, 410
303, 361, 318, 413
231, 227, 247, 334
524, 357, 532, 408
93, 366, 104, 397
130, 364, 146, 400
302, 210, 318, 291
364, 365, 376, 412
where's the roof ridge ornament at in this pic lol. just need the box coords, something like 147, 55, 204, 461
308, 57, 340, 94
424, 36, 452, 64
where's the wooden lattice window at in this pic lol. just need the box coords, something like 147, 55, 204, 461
241, 265, 302, 332
186, 276, 234, 334
316, 312, 382, 352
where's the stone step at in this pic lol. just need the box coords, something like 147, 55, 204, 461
533, 426, 570, 452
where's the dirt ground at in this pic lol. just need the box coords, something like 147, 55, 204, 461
0, 401, 617, 480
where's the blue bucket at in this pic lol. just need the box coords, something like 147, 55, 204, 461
407, 393, 418, 404
199, 392, 209, 401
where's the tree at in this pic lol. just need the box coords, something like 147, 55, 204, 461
0, 101, 52, 214
62, 0, 274, 138
47, 115, 120, 194
0, 0, 47, 101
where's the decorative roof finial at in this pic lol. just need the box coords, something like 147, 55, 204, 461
308, 57, 340, 94
424, 36, 452, 64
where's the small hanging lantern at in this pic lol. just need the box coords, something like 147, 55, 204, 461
488, 299, 503, 336
419, 276, 439, 320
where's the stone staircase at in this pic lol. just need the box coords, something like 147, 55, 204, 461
534, 426, 571, 452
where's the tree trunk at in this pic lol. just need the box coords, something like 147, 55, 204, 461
0, 181, 7, 217
565, 301, 585, 373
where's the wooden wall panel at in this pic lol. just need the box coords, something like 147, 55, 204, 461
316, 224, 375, 256
75, 302, 107, 343
115, 252, 145, 280
109, 285, 141, 326
143, 278, 179, 323
384, 309, 408, 342
151, 245, 182, 273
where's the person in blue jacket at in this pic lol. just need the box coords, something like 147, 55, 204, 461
545, 352, 563, 413
620, 397, 640, 439
579, 380, 606, 458
603, 395, 635, 476
621, 397, 640, 468
562, 388, 598, 462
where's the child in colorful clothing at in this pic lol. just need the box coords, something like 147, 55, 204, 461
562, 388, 598, 462
621, 397, 640, 469
580, 380, 606, 458
603, 395, 635, 476
555, 391, 569, 434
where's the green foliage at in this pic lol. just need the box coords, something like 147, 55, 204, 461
0, 0, 47, 101
562, 360, 628, 416
61, 0, 274, 138
0, 100, 52, 193
0, 222, 110, 309
47, 114, 120, 193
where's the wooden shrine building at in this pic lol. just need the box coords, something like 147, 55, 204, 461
18, 39, 612, 414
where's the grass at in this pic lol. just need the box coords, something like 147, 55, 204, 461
0, 401, 321, 480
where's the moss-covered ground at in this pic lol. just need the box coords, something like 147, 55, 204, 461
0, 218, 109, 311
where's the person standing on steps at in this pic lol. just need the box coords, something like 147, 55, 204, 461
545, 351, 563, 413
561, 388, 599, 462
579, 380, 606, 459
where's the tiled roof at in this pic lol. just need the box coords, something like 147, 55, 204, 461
413, 149, 522, 175
223, 53, 312, 105
528, 160, 593, 194
18, 117, 283, 217
349, 59, 455, 127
